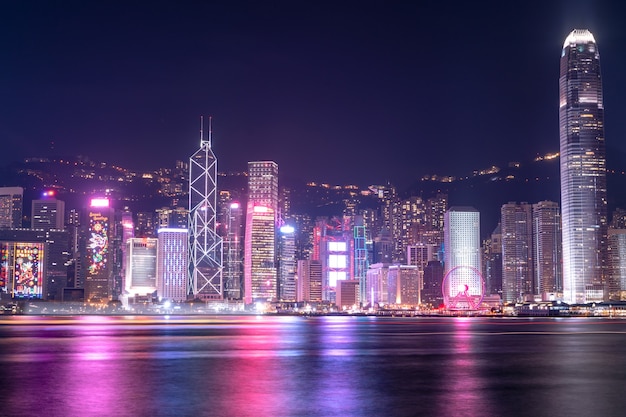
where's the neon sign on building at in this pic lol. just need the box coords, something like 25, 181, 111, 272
13, 243, 44, 299
88, 212, 109, 273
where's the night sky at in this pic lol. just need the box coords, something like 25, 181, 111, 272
3, 0, 626, 188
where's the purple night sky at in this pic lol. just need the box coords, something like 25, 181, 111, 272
2, 0, 626, 188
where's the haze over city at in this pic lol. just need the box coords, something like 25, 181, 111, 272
3, 0, 626, 188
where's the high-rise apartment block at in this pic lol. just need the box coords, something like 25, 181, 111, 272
559, 29, 608, 303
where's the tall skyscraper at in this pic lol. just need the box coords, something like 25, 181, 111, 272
559, 29, 608, 304
443, 207, 483, 309
188, 118, 223, 301
244, 205, 276, 303
532, 201, 562, 299
501, 202, 533, 303
84, 198, 114, 303
244, 161, 279, 305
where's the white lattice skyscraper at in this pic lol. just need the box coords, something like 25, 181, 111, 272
188, 118, 223, 300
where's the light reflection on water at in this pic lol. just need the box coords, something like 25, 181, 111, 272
2, 316, 626, 416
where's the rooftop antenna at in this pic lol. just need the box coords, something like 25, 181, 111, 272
208, 116, 213, 148
200, 115, 204, 147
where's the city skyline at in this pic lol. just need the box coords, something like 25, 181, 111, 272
3, 1, 626, 189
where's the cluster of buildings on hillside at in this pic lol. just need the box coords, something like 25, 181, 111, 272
1, 29, 624, 315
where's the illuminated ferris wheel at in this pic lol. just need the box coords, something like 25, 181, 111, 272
442, 265, 485, 310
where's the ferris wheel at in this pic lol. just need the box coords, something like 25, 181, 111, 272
442, 265, 485, 310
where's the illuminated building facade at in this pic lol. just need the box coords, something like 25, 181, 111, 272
84, 198, 114, 303
244, 206, 276, 303
222, 201, 244, 300
443, 207, 483, 309
366, 263, 390, 306
336, 279, 359, 310
353, 216, 368, 304
532, 201, 562, 299
278, 224, 296, 301
244, 161, 279, 304
0, 241, 45, 299
0, 187, 23, 229
188, 118, 223, 300
157, 228, 188, 301
559, 29, 608, 303
31, 191, 65, 231
296, 259, 322, 303
156, 207, 188, 229
388, 265, 420, 306
125, 237, 158, 297
501, 202, 533, 303
0, 228, 70, 301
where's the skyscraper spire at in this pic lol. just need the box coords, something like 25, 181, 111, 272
200, 116, 204, 147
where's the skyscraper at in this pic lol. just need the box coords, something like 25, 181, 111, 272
559, 29, 608, 304
157, 228, 188, 302
501, 202, 533, 303
443, 207, 483, 309
188, 118, 223, 301
532, 201, 562, 299
84, 198, 114, 303
244, 161, 279, 305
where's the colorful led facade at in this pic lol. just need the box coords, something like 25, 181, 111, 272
85, 198, 114, 302
0, 242, 45, 299
559, 29, 608, 303
188, 118, 223, 300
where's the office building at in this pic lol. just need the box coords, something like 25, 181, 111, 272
443, 207, 483, 309
532, 201, 562, 300
124, 237, 158, 298
244, 206, 276, 303
559, 29, 608, 303
0, 187, 23, 229
31, 191, 65, 231
157, 228, 188, 302
188, 118, 223, 300
278, 224, 296, 301
296, 259, 322, 303
244, 161, 279, 304
501, 202, 533, 303
84, 198, 115, 303
388, 265, 420, 306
